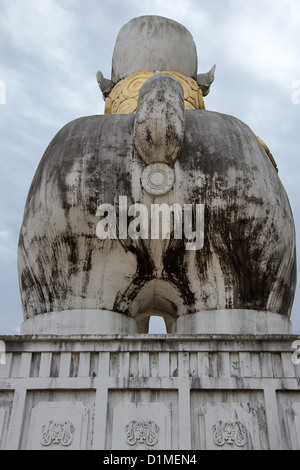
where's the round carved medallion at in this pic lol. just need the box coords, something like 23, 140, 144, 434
141, 163, 175, 195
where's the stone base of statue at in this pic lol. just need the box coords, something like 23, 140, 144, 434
1, 332, 300, 450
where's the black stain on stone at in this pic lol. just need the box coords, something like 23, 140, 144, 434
162, 237, 195, 308
113, 239, 155, 314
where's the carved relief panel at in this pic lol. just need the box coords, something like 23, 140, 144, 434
112, 402, 171, 450
196, 400, 267, 450
286, 403, 300, 449
27, 402, 89, 450
40, 420, 75, 447
189, 389, 269, 450
212, 420, 247, 447
125, 419, 160, 446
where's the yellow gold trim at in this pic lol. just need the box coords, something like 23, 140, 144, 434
257, 136, 278, 173
105, 71, 205, 115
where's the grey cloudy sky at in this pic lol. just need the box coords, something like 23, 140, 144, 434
0, 0, 299, 334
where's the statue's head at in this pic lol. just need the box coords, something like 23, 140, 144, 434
97, 16, 215, 114
111, 15, 198, 83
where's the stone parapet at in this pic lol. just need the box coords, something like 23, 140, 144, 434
0, 334, 299, 450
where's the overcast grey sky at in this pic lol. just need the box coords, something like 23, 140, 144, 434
0, 0, 299, 334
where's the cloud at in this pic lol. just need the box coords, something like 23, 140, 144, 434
0, 0, 75, 66
224, 0, 300, 87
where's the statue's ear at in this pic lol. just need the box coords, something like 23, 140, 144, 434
96, 71, 113, 99
197, 64, 216, 97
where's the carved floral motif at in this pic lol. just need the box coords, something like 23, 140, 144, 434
41, 420, 75, 446
141, 163, 175, 195
125, 420, 159, 446
212, 420, 247, 447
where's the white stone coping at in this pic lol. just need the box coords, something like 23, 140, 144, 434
20, 308, 293, 336
173, 309, 293, 335
20, 309, 138, 336
1, 334, 298, 356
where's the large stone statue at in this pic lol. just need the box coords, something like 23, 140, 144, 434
18, 15, 296, 335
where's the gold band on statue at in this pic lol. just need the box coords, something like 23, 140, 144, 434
257, 136, 278, 172
105, 71, 205, 115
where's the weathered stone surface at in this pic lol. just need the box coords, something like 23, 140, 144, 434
134, 73, 185, 165
111, 16, 198, 84
18, 107, 296, 333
